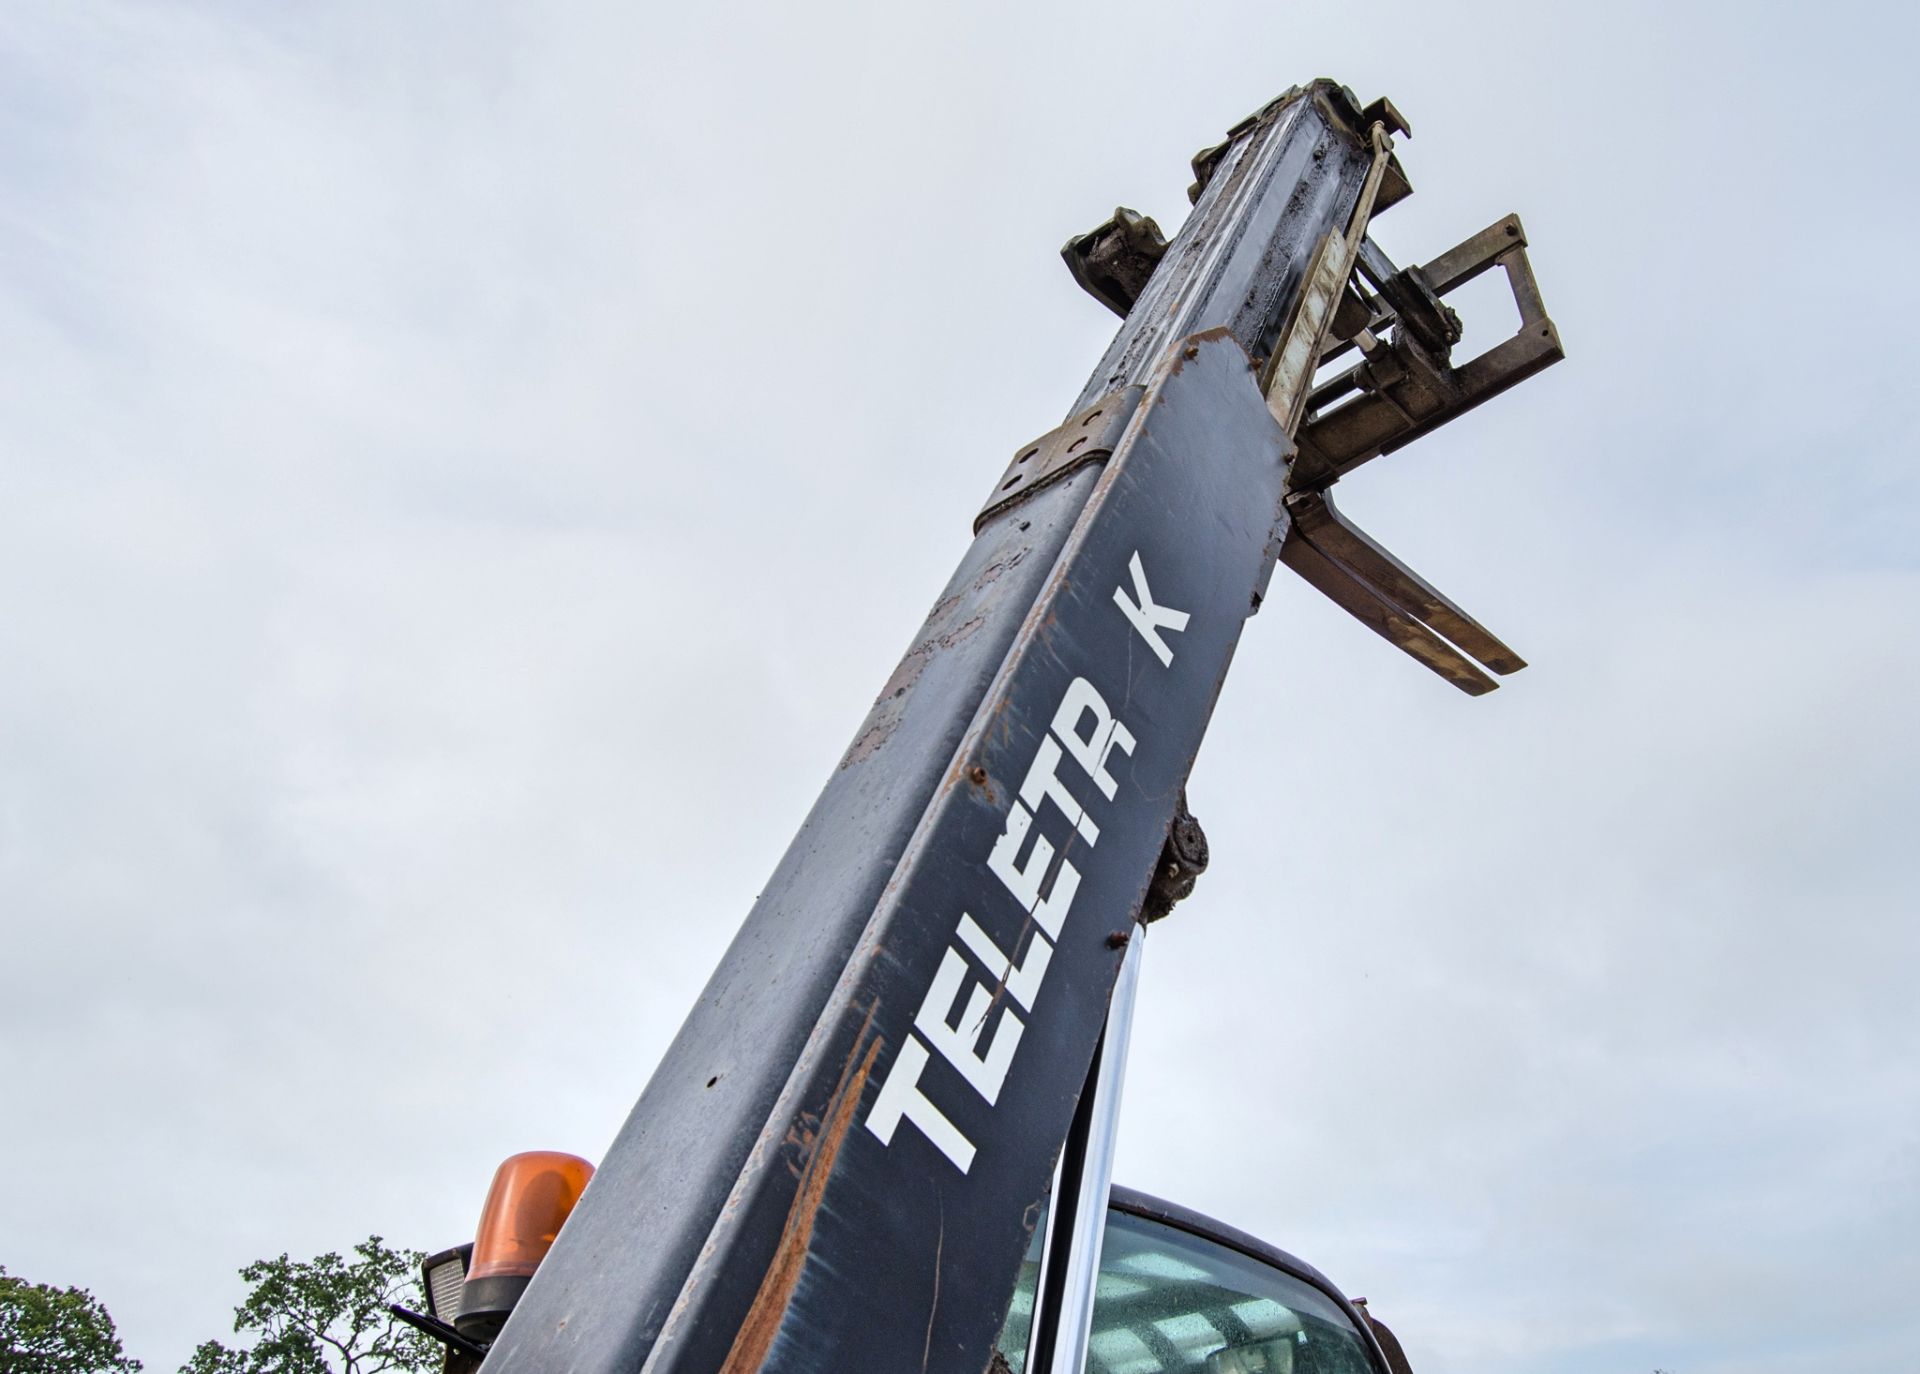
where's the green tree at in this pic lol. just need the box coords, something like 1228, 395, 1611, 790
0, 1265, 142, 1374
180, 1238, 436, 1374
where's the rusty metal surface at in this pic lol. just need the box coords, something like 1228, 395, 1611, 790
1288, 490, 1524, 679
974, 387, 1145, 534
1140, 794, 1207, 924
1262, 120, 1397, 435
1076, 81, 1379, 416
1292, 213, 1563, 489
626, 329, 1295, 1374
1062, 208, 1169, 319
481, 465, 1104, 1374
1273, 210, 1563, 694
1280, 496, 1501, 696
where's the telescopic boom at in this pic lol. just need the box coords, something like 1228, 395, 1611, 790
480, 79, 1561, 1374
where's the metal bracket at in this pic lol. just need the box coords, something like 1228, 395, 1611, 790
1186, 85, 1411, 212
974, 386, 1145, 533
1062, 208, 1168, 319
1277, 214, 1561, 695
389, 1305, 489, 1362
1292, 214, 1562, 491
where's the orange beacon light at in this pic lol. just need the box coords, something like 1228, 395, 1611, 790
456, 1150, 596, 1339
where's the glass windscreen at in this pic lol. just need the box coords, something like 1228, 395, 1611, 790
996, 1207, 1376, 1374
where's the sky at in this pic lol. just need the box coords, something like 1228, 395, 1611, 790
1, 2, 1915, 1372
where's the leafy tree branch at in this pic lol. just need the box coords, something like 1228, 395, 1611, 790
181, 1238, 436, 1374
0, 1265, 141, 1374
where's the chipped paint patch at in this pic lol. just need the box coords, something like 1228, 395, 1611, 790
717, 1030, 883, 1374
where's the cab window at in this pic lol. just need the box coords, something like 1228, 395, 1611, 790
998, 1208, 1377, 1374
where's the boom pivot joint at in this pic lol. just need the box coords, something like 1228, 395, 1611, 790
1140, 792, 1208, 924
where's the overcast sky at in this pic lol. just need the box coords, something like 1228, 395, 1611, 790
2, 3, 1915, 1372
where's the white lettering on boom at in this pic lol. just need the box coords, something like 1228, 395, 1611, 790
864, 554, 1188, 1171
